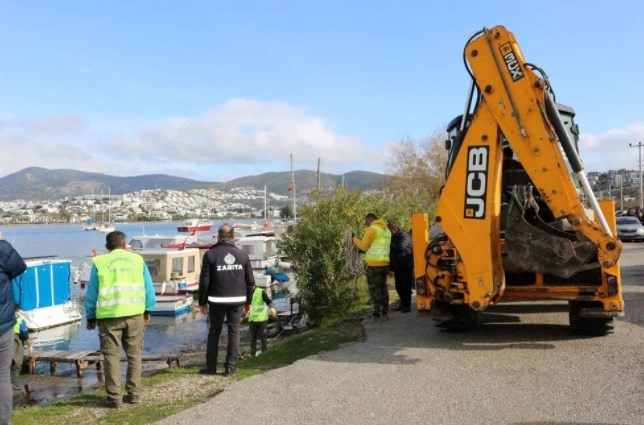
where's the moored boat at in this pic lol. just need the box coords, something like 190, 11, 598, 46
97, 222, 115, 233
152, 294, 193, 316
140, 248, 202, 293
129, 234, 199, 250
12, 258, 82, 331
82, 219, 97, 231
236, 232, 279, 269
177, 219, 212, 233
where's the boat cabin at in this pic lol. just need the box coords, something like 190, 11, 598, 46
140, 248, 202, 293
237, 232, 279, 269
11, 258, 81, 331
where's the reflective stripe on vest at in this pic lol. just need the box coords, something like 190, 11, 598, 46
13, 315, 23, 335
207, 295, 247, 304
249, 288, 268, 322
93, 250, 146, 319
364, 224, 391, 263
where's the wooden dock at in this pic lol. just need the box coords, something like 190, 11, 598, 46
25, 350, 181, 378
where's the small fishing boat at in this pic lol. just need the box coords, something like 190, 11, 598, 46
129, 234, 198, 250
177, 219, 212, 233
236, 232, 279, 269
82, 219, 97, 231
97, 222, 115, 233
151, 294, 193, 316
12, 258, 82, 331
140, 248, 202, 293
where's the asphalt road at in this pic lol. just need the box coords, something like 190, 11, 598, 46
158, 244, 644, 425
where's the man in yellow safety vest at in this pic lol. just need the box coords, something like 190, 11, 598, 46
353, 213, 392, 321
85, 231, 156, 408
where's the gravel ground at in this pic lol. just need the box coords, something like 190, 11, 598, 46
157, 243, 644, 425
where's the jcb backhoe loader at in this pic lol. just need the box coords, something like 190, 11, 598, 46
411, 26, 623, 335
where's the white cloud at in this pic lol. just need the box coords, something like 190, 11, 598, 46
579, 123, 644, 172
120, 98, 374, 166
0, 99, 380, 180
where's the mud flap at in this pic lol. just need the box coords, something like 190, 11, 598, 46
505, 186, 596, 278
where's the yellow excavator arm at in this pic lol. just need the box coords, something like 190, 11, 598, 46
412, 26, 623, 334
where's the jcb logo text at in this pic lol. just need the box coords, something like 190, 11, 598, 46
464, 146, 488, 219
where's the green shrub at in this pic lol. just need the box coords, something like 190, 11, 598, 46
280, 187, 433, 323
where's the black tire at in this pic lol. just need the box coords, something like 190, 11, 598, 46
433, 303, 480, 332
569, 302, 613, 336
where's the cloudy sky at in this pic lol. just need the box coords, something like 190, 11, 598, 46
1, 1, 642, 181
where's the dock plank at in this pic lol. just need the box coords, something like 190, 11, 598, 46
25, 349, 181, 377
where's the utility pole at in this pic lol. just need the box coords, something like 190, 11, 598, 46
630, 141, 644, 209
620, 170, 624, 210
290, 154, 297, 221
316, 158, 321, 191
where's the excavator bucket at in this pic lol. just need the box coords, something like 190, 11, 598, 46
505, 186, 596, 278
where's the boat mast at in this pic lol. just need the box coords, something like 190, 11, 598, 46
108, 187, 111, 223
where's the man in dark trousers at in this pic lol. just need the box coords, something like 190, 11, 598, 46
387, 221, 414, 313
353, 213, 391, 320
247, 286, 276, 357
0, 239, 26, 423
199, 224, 254, 376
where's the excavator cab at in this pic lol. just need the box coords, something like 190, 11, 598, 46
412, 25, 623, 335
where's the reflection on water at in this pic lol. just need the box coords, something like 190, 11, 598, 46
31, 304, 210, 358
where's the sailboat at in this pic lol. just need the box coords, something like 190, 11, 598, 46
98, 188, 115, 233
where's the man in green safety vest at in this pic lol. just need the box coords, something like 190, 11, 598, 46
353, 213, 392, 321
85, 231, 156, 408
247, 286, 276, 356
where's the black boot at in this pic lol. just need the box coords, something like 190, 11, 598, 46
224, 366, 236, 377
199, 366, 217, 375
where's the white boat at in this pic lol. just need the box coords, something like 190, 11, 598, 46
97, 222, 115, 233
152, 294, 193, 316
140, 248, 202, 293
12, 258, 82, 331
129, 234, 199, 250
82, 220, 97, 231
236, 232, 279, 269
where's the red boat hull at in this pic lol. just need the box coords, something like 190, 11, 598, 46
177, 224, 212, 233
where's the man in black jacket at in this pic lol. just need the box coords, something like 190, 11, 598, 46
198, 224, 254, 376
387, 221, 413, 313
0, 240, 26, 423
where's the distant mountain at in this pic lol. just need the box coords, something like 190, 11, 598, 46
222, 170, 389, 195
0, 167, 390, 201
0, 167, 214, 200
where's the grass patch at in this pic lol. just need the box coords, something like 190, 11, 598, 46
12, 317, 364, 425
